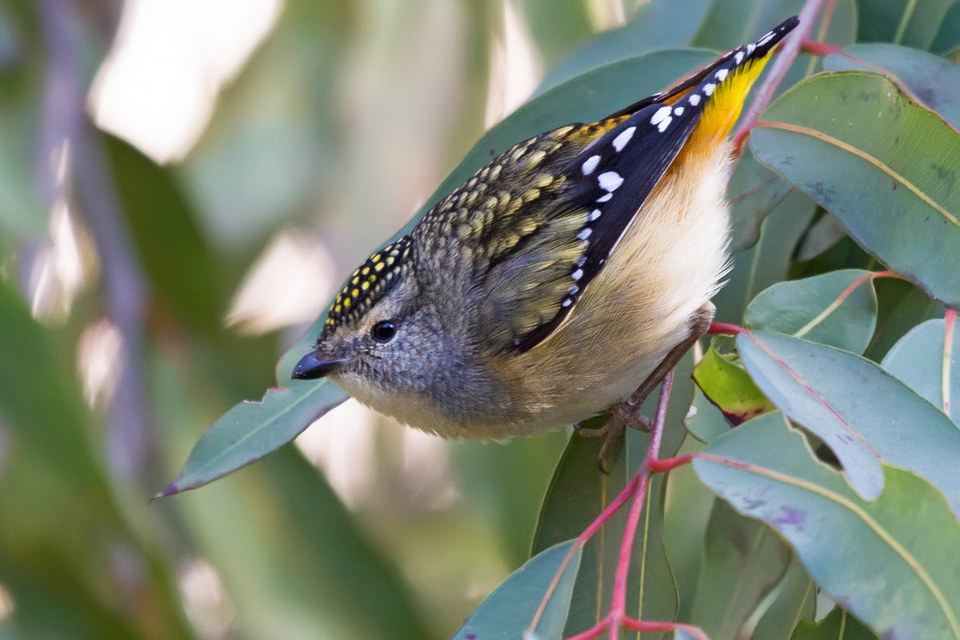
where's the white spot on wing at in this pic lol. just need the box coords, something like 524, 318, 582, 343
577, 227, 592, 240
571, 268, 584, 280
703, 83, 715, 96
596, 193, 613, 203
588, 209, 601, 221
757, 30, 775, 47
715, 68, 729, 82
735, 51, 745, 64
597, 171, 623, 192
650, 105, 672, 125
562, 298, 572, 307
673, 106, 684, 116
657, 116, 672, 132
747, 43, 756, 55
581, 154, 601, 175
568, 284, 579, 295
612, 126, 636, 152
688, 93, 701, 106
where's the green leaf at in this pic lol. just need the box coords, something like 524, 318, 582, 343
751, 557, 816, 640
661, 439, 716, 622
692, 346, 774, 425
856, 0, 954, 50
692, 0, 805, 51
158, 380, 349, 496
795, 210, 848, 262
736, 330, 960, 509
750, 71, 960, 308
684, 387, 731, 444
931, 2, 960, 54
0, 281, 101, 484
453, 540, 582, 640
791, 607, 877, 640
823, 43, 960, 129
107, 134, 226, 334
867, 277, 942, 361
726, 147, 795, 253
882, 317, 959, 423
713, 189, 816, 324
695, 412, 960, 640
689, 500, 791, 640
536, 0, 711, 92
744, 269, 878, 354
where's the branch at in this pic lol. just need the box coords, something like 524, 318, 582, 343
36, 0, 152, 483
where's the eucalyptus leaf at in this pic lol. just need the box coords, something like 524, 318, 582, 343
790, 607, 877, 640
736, 329, 960, 509
695, 412, 960, 640
744, 269, 878, 354
882, 317, 960, 424
751, 557, 816, 640
750, 72, 960, 308
158, 381, 349, 496
690, 500, 791, 640
692, 346, 773, 425
823, 43, 960, 129
856, 0, 954, 50
453, 540, 581, 640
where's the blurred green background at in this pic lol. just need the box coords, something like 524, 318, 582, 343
0, 0, 642, 638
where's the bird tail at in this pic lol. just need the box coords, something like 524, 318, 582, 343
677, 16, 799, 151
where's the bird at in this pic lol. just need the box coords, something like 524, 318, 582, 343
292, 17, 799, 450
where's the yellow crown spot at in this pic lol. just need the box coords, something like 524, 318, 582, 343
362, 267, 370, 275
375, 262, 384, 272
361, 281, 370, 291
343, 298, 351, 308
351, 276, 360, 286
352, 288, 360, 298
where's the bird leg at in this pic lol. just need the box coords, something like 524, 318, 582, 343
578, 303, 715, 472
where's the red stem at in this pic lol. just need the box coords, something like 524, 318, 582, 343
607, 371, 674, 637
708, 322, 746, 336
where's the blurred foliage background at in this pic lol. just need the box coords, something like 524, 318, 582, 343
0, 1, 631, 638
3, 0, 960, 639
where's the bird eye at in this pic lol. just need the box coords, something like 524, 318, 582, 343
371, 320, 397, 343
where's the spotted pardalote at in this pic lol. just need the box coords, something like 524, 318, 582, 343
293, 17, 799, 441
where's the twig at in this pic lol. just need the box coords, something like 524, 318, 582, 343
35, 0, 152, 482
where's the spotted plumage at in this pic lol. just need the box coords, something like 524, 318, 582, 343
323, 236, 412, 333
296, 18, 798, 440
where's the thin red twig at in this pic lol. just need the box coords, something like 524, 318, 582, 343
607, 371, 674, 638
708, 322, 746, 336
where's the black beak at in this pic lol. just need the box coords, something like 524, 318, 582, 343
291, 351, 347, 380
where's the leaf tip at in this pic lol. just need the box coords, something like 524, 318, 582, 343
152, 482, 181, 500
